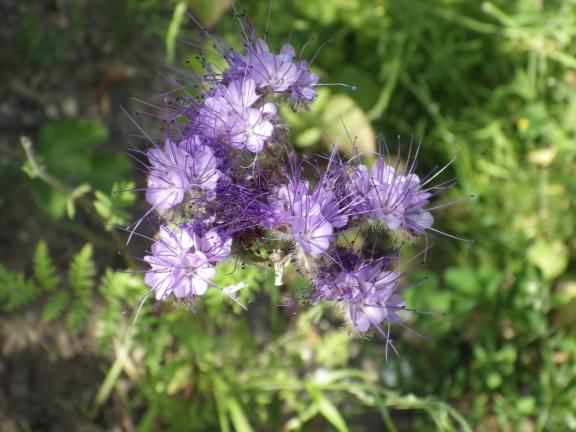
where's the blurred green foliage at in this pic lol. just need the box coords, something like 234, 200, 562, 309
3, 0, 576, 430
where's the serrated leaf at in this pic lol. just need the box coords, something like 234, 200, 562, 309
68, 244, 95, 305
66, 244, 96, 330
66, 183, 91, 219
42, 291, 70, 321
66, 303, 89, 330
99, 269, 145, 303
0, 264, 39, 311
94, 182, 135, 231
34, 241, 60, 291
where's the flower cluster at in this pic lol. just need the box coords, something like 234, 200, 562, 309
136, 22, 444, 342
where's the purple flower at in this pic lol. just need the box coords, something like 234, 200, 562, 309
144, 225, 231, 300
313, 251, 404, 333
225, 38, 318, 105
401, 174, 435, 234
246, 41, 301, 92
268, 175, 349, 255
346, 275, 404, 333
131, 15, 451, 349
291, 61, 319, 104
145, 140, 190, 212
290, 214, 334, 256
146, 137, 222, 213
206, 78, 260, 111
342, 164, 373, 217
348, 159, 434, 235
201, 79, 276, 153
181, 136, 222, 191
229, 106, 275, 153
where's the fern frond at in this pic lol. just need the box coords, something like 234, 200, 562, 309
0, 264, 40, 311
68, 244, 96, 296
66, 303, 89, 330
99, 269, 145, 304
42, 291, 70, 321
34, 240, 60, 292
67, 244, 96, 330
94, 181, 136, 231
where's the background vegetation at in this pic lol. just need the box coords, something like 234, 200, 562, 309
1, 0, 576, 430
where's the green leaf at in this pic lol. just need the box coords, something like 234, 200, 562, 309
296, 128, 322, 148
486, 372, 502, 390
36, 119, 129, 193
99, 269, 145, 303
33, 240, 60, 291
22, 159, 37, 179
90, 155, 131, 190
67, 244, 95, 329
187, 0, 233, 28
444, 267, 478, 294
42, 291, 70, 321
516, 397, 536, 415
307, 385, 349, 432
213, 378, 232, 432
226, 398, 253, 432
39, 188, 68, 220
528, 240, 568, 280
66, 183, 91, 219
165, 2, 187, 64
93, 191, 111, 219
94, 181, 135, 231
321, 94, 375, 157
293, 0, 340, 25
0, 264, 39, 311
66, 302, 89, 330
38, 119, 108, 179
68, 244, 96, 295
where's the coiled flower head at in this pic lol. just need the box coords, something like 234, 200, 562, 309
132, 15, 452, 348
